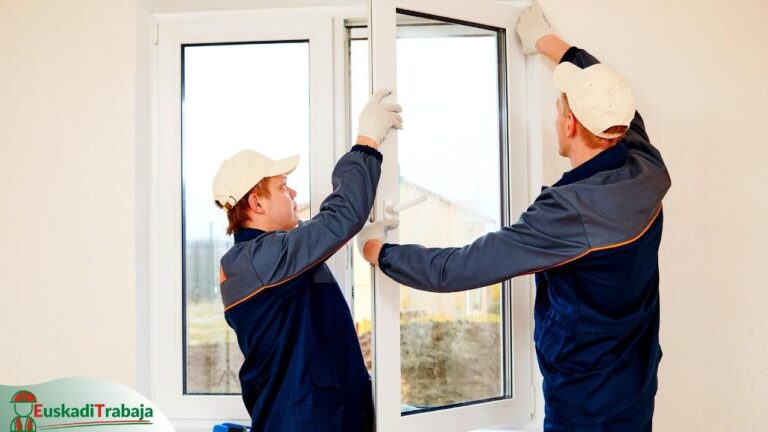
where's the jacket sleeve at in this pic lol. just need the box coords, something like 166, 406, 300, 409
377, 189, 590, 293
561, 47, 666, 170
249, 145, 382, 286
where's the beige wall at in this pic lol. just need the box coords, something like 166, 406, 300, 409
535, 1, 768, 430
1, 0, 767, 430
0, 1, 136, 386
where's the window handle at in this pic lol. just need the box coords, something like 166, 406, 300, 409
384, 195, 427, 216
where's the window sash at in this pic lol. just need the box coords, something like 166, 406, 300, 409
368, 1, 534, 430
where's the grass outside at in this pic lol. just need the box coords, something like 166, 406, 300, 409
187, 301, 232, 346
188, 301, 503, 405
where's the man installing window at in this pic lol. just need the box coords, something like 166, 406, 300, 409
214, 89, 402, 431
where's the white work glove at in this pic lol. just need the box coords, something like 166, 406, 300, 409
357, 89, 403, 146
516, 0, 553, 55
356, 218, 400, 260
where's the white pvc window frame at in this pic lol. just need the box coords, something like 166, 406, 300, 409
146, 2, 537, 430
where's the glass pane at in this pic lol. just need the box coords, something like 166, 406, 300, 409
182, 41, 311, 394
395, 13, 505, 412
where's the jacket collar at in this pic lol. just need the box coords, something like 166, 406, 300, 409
553, 142, 629, 187
234, 227, 266, 244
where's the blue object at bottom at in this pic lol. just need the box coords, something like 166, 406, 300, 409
212, 422, 250, 432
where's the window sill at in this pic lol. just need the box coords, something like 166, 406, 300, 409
172, 420, 543, 432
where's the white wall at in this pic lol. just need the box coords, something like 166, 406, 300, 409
1, 0, 767, 430
534, 1, 768, 430
0, 0, 136, 386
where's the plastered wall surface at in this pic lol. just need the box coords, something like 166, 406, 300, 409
0, 0, 136, 386
1, 0, 766, 430
536, 1, 768, 430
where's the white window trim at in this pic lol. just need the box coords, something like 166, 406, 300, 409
149, 10, 349, 426
139, 2, 541, 431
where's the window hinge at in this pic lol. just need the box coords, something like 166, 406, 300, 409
154, 24, 159, 45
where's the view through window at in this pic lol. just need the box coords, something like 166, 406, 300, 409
182, 41, 311, 394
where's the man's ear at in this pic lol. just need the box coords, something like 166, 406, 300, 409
566, 113, 578, 138
247, 194, 265, 215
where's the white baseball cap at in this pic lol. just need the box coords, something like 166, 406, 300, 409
212, 150, 299, 211
553, 62, 636, 139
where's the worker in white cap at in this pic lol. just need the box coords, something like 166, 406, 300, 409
214, 89, 401, 432
357, 2, 670, 430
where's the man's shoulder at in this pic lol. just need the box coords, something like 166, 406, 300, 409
545, 165, 665, 250
222, 228, 290, 263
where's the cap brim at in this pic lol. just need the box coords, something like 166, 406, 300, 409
266, 154, 300, 177
552, 62, 582, 93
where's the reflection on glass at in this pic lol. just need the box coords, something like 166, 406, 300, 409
182, 42, 311, 394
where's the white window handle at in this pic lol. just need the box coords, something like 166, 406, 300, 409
385, 195, 427, 216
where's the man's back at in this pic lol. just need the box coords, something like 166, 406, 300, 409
535, 208, 663, 428
533, 47, 666, 429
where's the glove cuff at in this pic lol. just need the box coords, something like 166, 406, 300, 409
351, 144, 383, 163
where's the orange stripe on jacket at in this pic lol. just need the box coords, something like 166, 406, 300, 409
523, 203, 664, 276
223, 242, 347, 312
